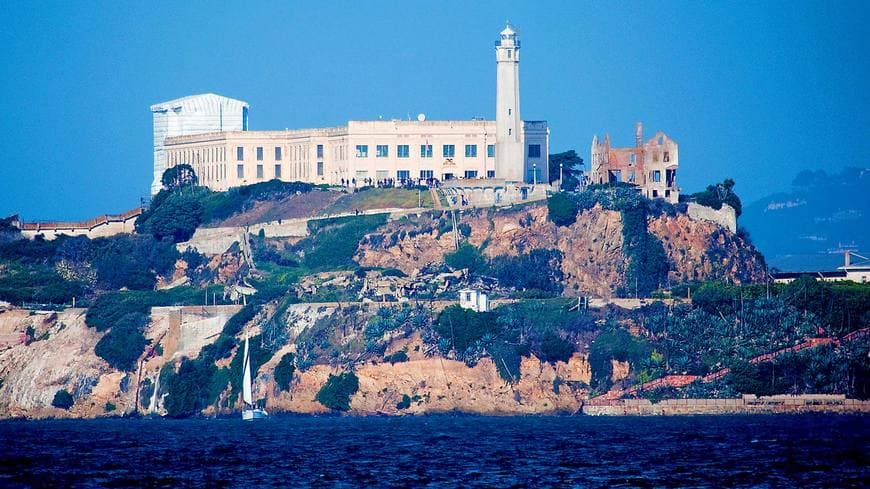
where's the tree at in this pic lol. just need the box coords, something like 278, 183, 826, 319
161, 164, 198, 191
52, 389, 74, 410
691, 178, 743, 217
142, 194, 204, 242
548, 150, 584, 191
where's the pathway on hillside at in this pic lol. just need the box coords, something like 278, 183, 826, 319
592, 327, 870, 402
430, 187, 444, 210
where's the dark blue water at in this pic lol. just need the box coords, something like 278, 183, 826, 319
1, 414, 867, 488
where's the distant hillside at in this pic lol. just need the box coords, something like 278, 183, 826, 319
742, 167, 870, 271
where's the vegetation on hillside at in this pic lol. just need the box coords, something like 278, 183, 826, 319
315, 372, 359, 411
137, 177, 318, 242
547, 185, 669, 296
0, 233, 179, 305
686, 178, 743, 217
51, 389, 74, 410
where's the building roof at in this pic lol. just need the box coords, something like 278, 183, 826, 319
150, 93, 249, 113
501, 24, 516, 36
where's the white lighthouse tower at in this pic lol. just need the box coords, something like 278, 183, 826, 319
495, 23, 523, 182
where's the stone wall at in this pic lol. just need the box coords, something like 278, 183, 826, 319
583, 394, 870, 415
19, 208, 142, 241
687, 202, 737, 233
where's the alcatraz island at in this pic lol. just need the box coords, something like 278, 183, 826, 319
0, 25, 868, 419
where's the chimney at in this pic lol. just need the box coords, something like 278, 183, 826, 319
635, 121, 643, 147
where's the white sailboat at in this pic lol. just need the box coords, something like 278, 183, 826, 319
242, 334, 268, 421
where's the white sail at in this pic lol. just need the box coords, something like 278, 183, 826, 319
242, 335, 253, 406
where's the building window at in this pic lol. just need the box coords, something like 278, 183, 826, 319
376, 170, 389, 181
508, 128, 512, 136
465, 144, 477, 158
275, 164, 282, 178
256, 147, 263, 161
652, 189, 659, 197
376, 145, 389, 157
355, 170, 368, 181
420, 169, 434, 179
275, 147, 282, 161
487, 144, 495, 157
507, 49, 512, 59
256, 165, 264, 179
421, 144, 433, 158
629, 154, 636, 164
464, 170, 478, 178
236, 147, 244, 161
317, 161, 324, 176
397, 170, 410, 181
443, 144, 455, 158
508, 108, 511, 116
653, 170, 661, 183
528, 144, 541, 158
237, 164, 244, 178
397, 145, 409, 158
317, 144, 324, 158
663, 151, 670, 162
356, 145, 368, 157
487, 170, 496, 178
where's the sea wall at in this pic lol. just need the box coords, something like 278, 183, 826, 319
583, 394, 870, 415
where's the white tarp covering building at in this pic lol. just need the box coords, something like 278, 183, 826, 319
150, 93, 248, 195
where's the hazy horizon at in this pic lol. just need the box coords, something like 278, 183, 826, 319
1, 0, 867, 220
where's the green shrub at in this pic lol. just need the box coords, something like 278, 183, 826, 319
435, 305, 499, 353
94, 312, 149, 371
588, 327, 650, 388
297, 214, 387, 270
547, 192, 580, 226
104, 402, 116, 412
160, 359, 220, 418
274, 353, 296, 391
538, 333, 574, 363
444, 243, 487, 274
52, 389, 74, 410
457, 222, 472, 238
490, 249, 563, 296
689, 178, 742, 217
315, 372, 360, 411
384, 350, 409, 364
396, 394, 412, 410
139, 378, 154, 408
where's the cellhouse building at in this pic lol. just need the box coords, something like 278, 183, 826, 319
150, 25, 549, 195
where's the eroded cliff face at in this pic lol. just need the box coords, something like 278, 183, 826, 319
649, 213, 766, 285
0, 309, 125, 419
357, 202, 763, 297
0, 306, 593, 418
261, 351, 592, 415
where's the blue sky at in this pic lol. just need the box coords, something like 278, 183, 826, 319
1, 1, 867, 220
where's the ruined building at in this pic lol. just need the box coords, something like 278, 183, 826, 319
590, 122, 680, 203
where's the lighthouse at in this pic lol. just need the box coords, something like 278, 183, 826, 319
495, 23, 524, 182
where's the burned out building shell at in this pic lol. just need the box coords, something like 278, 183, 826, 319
590, 122, 680, 203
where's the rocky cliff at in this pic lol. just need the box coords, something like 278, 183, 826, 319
358, 202, 765, 297
0, 305, 594, 419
